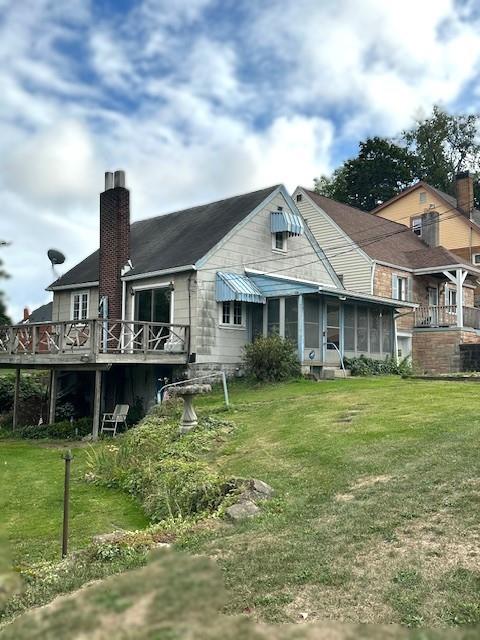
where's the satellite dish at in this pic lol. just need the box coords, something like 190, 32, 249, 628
47, 249, 66, 266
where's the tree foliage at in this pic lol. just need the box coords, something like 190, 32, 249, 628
0, 244, 10, 325
315, 106, 480, 210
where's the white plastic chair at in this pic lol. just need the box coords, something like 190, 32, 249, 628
101, 404, 129, 436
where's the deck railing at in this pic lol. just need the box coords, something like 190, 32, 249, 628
0, 319, 189, 358
414, 305, 480, 330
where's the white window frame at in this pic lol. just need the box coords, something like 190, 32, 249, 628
419, 191, 427, 204
130, 282, 174, 324
473, 253, 480, 265
272, 231, 287, 253
411, 217, 422, 237
445, 285, 457, 307
70, 290, 89, 322
219, 301, 246, 329
392, 274, 410, 302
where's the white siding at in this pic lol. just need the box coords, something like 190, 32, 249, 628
293, 189, 373, 294
195, 191, 337, 366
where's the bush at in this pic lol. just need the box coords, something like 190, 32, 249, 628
243, 335, 301, 382
0, 372, 48, 426
86, 413, 238, 522
344, 354, 412, 376
18, 418, 92, 440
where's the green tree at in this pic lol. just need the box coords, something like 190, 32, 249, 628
403, 105, 480, 203
315, 137, 418, 211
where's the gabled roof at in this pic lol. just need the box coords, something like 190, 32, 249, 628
300, 189, 478, 273
21, 301, 53, 324
371, 181, 480, 228
49, 185, 281, 289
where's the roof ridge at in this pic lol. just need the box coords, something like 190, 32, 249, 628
131, 184, 281, 227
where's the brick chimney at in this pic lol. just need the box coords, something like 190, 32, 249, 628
99, 170, 130, 320
23, 307, 30, 321
455, 171, 474, 218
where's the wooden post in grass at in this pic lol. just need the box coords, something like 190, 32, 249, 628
48, 369, 57, 425
92, 369, 102, 440
62, 449, 73, 558
12, 368, 20, 431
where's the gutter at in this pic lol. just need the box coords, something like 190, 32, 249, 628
121, 264, 196, 281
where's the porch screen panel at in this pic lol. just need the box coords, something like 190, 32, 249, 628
344, 305, 355, 351
326, 303, 340, 350
284, 297, 298, 344
304, 296, 319, 348
357, 307, 368, 352
267, 298, 280, 335
370, 309, 381, 353
382, 312, 393, 354
251, 304, 264, 340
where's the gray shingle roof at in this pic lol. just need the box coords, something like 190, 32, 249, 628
49, 185, 280, 288
303, 189, 471, 271
22, 301, 53, 323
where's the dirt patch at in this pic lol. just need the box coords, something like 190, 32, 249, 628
335, 475, 393, 502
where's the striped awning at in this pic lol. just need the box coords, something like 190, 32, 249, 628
216, 272, 266, 304
270, 210, 304, 236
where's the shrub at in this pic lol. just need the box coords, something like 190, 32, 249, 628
243, 335, 301, 382
17, 418, 92, 440
86, 413, 237, 522
344, 354, 412, 376
0, 372, 48, 426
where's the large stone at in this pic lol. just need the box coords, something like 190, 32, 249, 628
249, 478, 275, 499
225, 500, 260, 522
92, 530, 125, 545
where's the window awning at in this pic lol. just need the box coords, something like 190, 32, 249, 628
271, 210, 304, 236
216, 272, 266, 304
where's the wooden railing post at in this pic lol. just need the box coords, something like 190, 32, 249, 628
31, 325, 37, 354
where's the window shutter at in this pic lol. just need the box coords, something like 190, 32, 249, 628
392, 274, 398, 299
407, 277, 413, 303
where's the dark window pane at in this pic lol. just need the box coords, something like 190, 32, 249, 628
370, 309, 380, 353
222, 302, 230, 324
304, 296, 319, 348
382, 312, 392, 353
136, 290, 152, 322
267, 299, 280, 335
357, 306, 368, 351
153, 288, 170, 323
285, 297, 298, 344
344, 305, 355, 351
251, 304, 263, 340
233, 301, 242, 325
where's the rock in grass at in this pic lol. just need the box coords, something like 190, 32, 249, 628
225, 500, 260, 521
250, 478, 274, 499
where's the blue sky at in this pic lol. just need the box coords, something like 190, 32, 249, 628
1, 0, 480, 319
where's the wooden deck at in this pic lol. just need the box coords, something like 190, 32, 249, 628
0, 319, 190, 367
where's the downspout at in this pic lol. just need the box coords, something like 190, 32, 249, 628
187, 271, 193, 357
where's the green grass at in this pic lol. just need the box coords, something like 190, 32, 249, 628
0, 441, 148, 564
183, 377, 480, 628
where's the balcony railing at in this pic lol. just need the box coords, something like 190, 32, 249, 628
0, 319, 189, 360
414, 305, 480, 330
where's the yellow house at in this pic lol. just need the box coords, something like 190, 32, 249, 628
372, 172, 480, 274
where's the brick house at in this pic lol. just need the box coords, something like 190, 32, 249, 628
0, 171, 408, 436
293, 187, 480, 373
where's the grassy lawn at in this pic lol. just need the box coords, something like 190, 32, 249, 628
185, 377, 480, 628
0, 441, 148, 565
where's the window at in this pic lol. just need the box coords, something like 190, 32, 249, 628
220, 301, 244, 327
71, 291, 89, 322
284, 297, 298, 344
411, 217, 422, 236
273, 231, 287, 252
267, 298, 280, 335
304, 296, 320, 348
446, 286, 457, 307
473, 254, 480, 265
419, 191, 427, 204
344, 305, 355, 351
393, 275, 410, 301
326, 303, 340, 350
296, 193, 303, 202
370, 309, 381, 353
134, 286, 171, 323
357, 306, 368, 351
382, 313, 392, 353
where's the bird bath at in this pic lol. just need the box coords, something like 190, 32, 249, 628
171, 384, 212, 434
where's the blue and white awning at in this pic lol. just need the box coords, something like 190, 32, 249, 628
216, 272, 266, 304
270, 210, 304, 236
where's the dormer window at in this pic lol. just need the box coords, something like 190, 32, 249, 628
273, 231, 287, 252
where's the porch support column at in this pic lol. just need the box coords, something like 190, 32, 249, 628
92, 369, 102, 440
12, 368, 20, 431
297, 295, 304, 364
48, 369, 57, 425
455, 268, 467, 328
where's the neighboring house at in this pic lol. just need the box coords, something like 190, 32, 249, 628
371, 172, 480, 286
0, 170, 408, 434
293, 187, 480, 373
20, 302, 53, 324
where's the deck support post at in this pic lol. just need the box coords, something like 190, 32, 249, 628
48, 369, 57, 425
12, 368, 20, 431
92, 369, 102, 440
